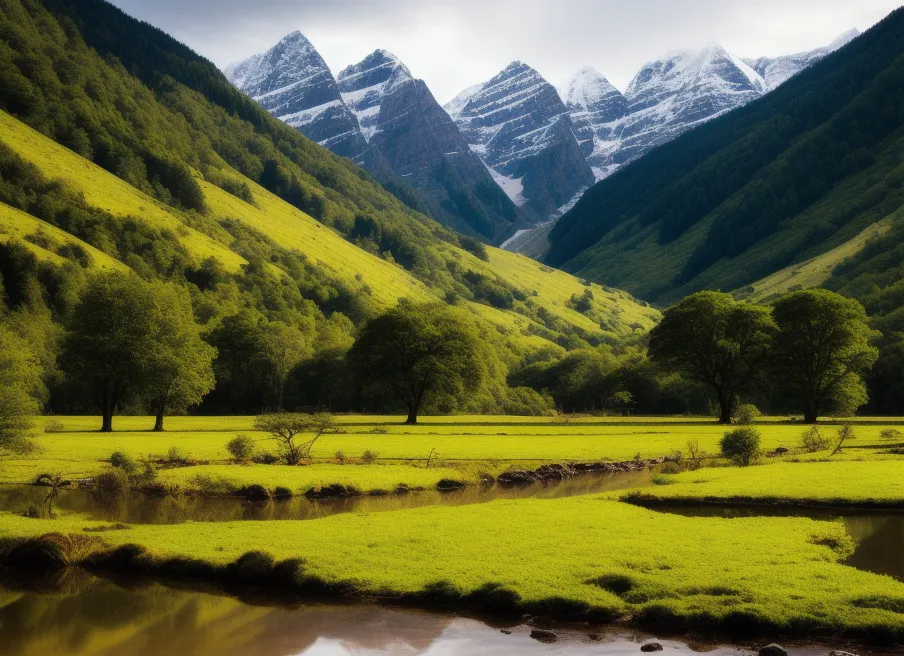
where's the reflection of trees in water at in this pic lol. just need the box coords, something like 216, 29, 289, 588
0, 576, 453, 656
845, 516, 904, 581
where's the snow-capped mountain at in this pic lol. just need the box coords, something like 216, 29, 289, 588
337, 50, 413, 142
447, 62, 594, 220
555, 30, 859, 182
745, 28, 861, 90
339, 50, 523, 238
224, 32, 369, 160
227, 36, 524, 240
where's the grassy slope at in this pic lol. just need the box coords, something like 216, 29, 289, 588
0, 109, 657, 346
623, 461, 904, 506
546, 11, 904, 305
6, 415, 902, 485
737, 214, 896, 303
0, 111, 246, 271
0, 202, 128, 271
3, 498, 904, 637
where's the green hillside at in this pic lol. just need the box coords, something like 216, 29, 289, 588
0, 0, 659, 416
546, 8, 904, 306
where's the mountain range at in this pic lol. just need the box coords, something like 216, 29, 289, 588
227, 28, 859, 250
545, 9, 904, 315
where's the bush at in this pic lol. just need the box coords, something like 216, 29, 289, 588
110, 451, 138, 475
800, 426, 831, 453
164, 446, 192, 465
252, 452, 279, 465
44, 419, 65, 433
93, 469, 131, 499
733, 404, 761, 425
720, 428, 761, 466
880, 428, 904, 441
335, 451, 347, 465
361, 450, 379, 464
226, 434, 255, 462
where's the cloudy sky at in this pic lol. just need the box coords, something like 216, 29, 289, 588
109, 0, 898, 104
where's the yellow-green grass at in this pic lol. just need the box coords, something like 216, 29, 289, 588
0, 202, 128, 271
622, 461, 904, 507
0, 111, 246, 271
156, 464, 472, 495
7, 416, 902, 486
738, 215, 895, 303
2, 497, 903, 638
202, 175, 434, 307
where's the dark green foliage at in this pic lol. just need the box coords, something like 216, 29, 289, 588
547, 9, 904, 303
349, 303, 488, 424
649, 292, 775, 424
771, 289, 878, 422
720, 428, 761, 466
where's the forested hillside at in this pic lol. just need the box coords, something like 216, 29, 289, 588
0, 0, 658, 416
546, 8, 904, 306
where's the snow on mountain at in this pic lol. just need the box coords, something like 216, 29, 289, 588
562, 67, 628, 164
337, 50, 413, 141
224, 31, 368, 159
446, 61, 594, 219
745, 28, 861, 90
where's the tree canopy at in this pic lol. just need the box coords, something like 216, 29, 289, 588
771, 289, 878, 423
649, 291, 775, 424
349, 303, 487, 424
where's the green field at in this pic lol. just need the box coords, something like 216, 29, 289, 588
3, 414, 904, 641
622, 461, 904, 507
4, 415, 901, 488
3, 495, 904, 639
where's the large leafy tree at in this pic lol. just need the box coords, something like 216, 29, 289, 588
649, 291, 774, 424
64, 272, 214, 431
145, 285, 216, 431
259, 321, 310, 412
772, 289, 878, 423
349, 303, 486, 424
0, 324, 43, 458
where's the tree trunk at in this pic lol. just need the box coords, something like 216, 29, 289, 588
718, 392, 733, 425
405, 401, 419, 425
804, 400, 818, 424
153, 400, 165, 432
100, 379, 114, 432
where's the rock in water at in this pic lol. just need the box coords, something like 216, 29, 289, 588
758, 645, 788, 656
640, 642, 664, 652
529, 629, 558, 643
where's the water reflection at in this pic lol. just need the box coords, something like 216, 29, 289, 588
656, 506, 904, 582
0, 575, 830, 656
0, 470, 652, 525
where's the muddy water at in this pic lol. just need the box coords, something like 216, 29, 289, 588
0, 575, 832, 656
0, 470, 653, 524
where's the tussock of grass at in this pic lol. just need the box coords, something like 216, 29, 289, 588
1, 497, 903, 639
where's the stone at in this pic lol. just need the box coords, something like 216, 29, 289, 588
529, 629, 557, 643
758, 645, 788, 656
640, 643, 664, 652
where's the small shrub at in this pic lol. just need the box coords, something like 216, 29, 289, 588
800, 426, 831, 453
272, 486, 292, 499
720, 428, 761, 466
110, 451, 138, 475
226, 434, 255, 462
189, 473, 234, 495
335, 450, 347, 465
685, 440, 707, 471
93, 469, 131, 499
733, 404, 761, 425
370, 427, 389, 435
252, 452, 279, 465
880, 428, 904, 441
830, 423, 855, 456
44, 419, 65, 433
164, 446, 193, 466
361, 450, 379, 464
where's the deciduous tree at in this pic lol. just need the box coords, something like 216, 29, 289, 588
349, 303, 486, 424
649, 291, 774, 424
772, 289, 878, 423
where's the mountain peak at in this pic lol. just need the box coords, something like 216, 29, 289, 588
829, 28, 861, 51
563, 67, 621, 108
